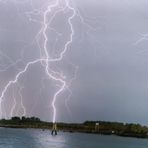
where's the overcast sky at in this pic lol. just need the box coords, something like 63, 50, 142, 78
0, 0, 148, 124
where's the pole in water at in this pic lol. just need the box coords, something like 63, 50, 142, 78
51, 123, 57, 135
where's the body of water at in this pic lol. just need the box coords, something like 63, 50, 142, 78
0, 128, 148, 148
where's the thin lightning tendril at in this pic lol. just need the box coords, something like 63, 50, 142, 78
0, 59, 43, 118
0, 0, 77, 123
0, 0, 94, 124
134, 33, 148, 45
42, 0, 76, 123
10, 86, 17, 117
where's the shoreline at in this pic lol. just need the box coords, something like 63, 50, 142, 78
0, 117, 148, 139
0, 125, 148, 139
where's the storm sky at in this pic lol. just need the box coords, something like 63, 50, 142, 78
0, 0, 148, 124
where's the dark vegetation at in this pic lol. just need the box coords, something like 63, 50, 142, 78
83, 121, 148, 138
0, 116, 53, 129
0, 117, 148, 138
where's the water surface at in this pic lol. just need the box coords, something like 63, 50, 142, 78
0, 128, 148, 148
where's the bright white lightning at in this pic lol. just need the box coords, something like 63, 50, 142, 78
0, 59, 43, 118
42, 0, 76, 123
0, 0, 77, 123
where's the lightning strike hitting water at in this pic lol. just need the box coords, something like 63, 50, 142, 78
42, 0, 76, 123
0, 0, 95, 124
0, 0, 77, 123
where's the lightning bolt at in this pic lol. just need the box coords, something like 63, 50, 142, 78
134, 33, 148, 45
133, 33, 148, 54
10, 86, 17, 117
0, 59, 44, 118
0, 0, 95, 124
17, 84, 26, 117
0, 0, 77, 124
41, 0, 76, 123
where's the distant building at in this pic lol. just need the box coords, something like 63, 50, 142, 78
95, 122, 99, 132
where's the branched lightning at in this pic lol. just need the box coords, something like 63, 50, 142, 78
0, 59, 43, 118
41, 0, 76, 123
0, 0, 95, 124
134, 33, 148, 45
0, 0, 77, 123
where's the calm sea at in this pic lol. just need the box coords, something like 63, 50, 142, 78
0, 128, 148, 148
